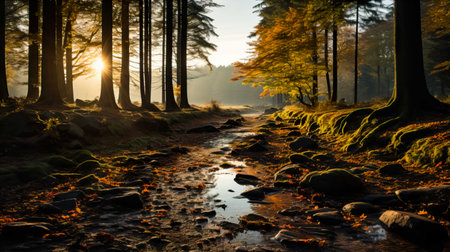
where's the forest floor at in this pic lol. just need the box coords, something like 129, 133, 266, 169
0, 105, 449, 251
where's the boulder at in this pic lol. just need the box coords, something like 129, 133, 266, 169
264, 108, 278, 114
15, 162, 50, 182
274, 164, 302, 181
51, 198, 77, 211
378, 163, 406, 175
379, 210, 448, 248
311, 153, 334, 162
0, 110, 45, 138
187, 125, 219, 134
360, 194, 403, 207
342, 202, 379, 215
247, 142, 267, 152
75, 160, 101, 172
289, 137, 318, 151
395, 185, 450, 204
299, 169, 364, 194
241, 187, 266, 200
54, 190, 86, 201
45, 155, 76, 169
224, 119, 242, 127
76, 174, 99, 186
313, 211, 344, 225
106, 192, 144, 209
2, 222, 51, 238
70, 114, 102, 135
234, 173, 260, 185
289, 154, 311, 164
350, 167, 371, 175
98, 187, 140, 196
69, 149, 97, 163
57, 123, 85, 139
287, 131, 301, 137
274, 229, 324, 249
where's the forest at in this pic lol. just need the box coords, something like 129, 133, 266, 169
0, 0, 449, 251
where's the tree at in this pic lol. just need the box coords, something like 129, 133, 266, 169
64, 3, 75, 103
56, 0, 66, 99
118, 0, 134, 109
99, 0, 118, 109
37, 0, 64, 107
178, 0, 189, 108
0, 0, 8, 102
164, 0, 179, 111
27, 0, 40, 101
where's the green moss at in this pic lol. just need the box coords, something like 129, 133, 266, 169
404, 137, 449, 166
77, 174, 99, 186
75, 160, 101, 172
45, 155, 76, 169
69, 149, 96, 163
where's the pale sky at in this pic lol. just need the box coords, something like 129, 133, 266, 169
207, 0, 260, 66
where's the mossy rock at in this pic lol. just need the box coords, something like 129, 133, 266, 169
57, 122, 85, 139
15, 162, 51, 182
69, 149, 96, 163
299, 169, 364, 194
311, 153, 334, 162
289, 154, 311, 164
75, 160, 101, 172
45, 155, 76, 169
76, 174, 99, 186
0, 110, 45, 139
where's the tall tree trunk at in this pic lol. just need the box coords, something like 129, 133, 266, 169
179, 0, 189, 108
354, 1, 359, 104
176, 0, 181, 104
146, 0, 151, 105
119, 0, 133, 109
99, 0, 118, 109
143, 0, 150, 106
389, 0, 442, 117
331, 22, 338, 103
37, 0, 63, 107
65, 11, 74, 103
324, 29, 331, 101
0, 0, 8, 102
312, 28, 318, 107
139, 0, 145, 106
56, 0, 66, 99
27, 0, 40, 101
164, 0, 179, 111
161, 0, 166, 105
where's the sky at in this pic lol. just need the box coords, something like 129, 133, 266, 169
207, 0, 260, 66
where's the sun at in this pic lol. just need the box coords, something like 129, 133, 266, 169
93, 58, 104, 73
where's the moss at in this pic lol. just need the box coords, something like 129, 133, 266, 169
289, 154, 311, 164
404, 135, 449, 166
69, 149, 96, 163
15, 162, 50, 182
75, 160, 101, 173
106, 118, 133, 136
45, 155, 76, 169
76, 174, 99, 186
299, 168, 364, 194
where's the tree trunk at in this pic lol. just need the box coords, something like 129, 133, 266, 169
312, 28, 318, 107
99, 0, 118, 109
143, 0, 150, 106
37, 0, 63, 107
390, 0, 441, 117
65, 12, 74, 103
119, 0, 133, 109
176, 0, 181, 104
146, 0, 152, 104
27, 0, 40, 101
56, 0, 66, 99
0, 0, 8, 102
164, 0, 179, 111
354, 1, 359, 104
377, 62, 381, 97
161, 0, 166, 105
331, 22, 338, 103
324, 29, 331, 101
179, 0, 189, 108
139, 0, 145, 106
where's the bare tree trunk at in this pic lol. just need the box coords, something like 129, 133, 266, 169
0, 0, 8, 102
27, 0, 40, 101
119, 0, 133, 109
164, 0, 179, 111
37, 0, 63, 107
332, 22, 338, 103
161, 0, 166, 105
146, 0, 152, 104
324, 29, 331, 101
99, 0, 118, 109
139, 0, 145, 106
143, 0, 150, 106
65, 11, 74, 103
179, 0, 189, 108
354, 1, 359, 104
176, 0, 181, 104
312, 28, 318, 107
56, 0, 66, 99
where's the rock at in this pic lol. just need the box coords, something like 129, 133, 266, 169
251, 134, 267, 141
98, 187, 140, 196
247, 142, 267, 152
195, 217, 208, 223
0, 110, 45, 138
299, 169, 364, 194
70, 149, 97, 163
50, 172, 82, 180
57, 123, 85, 139
107, 192, 144, 209
395, 185, 450, 204
289, 154, 311, 164
278, 208, 301, 217
224, 119, 242, 127
38, 203, 63, 214
202, 210, 216, 217
220, 162, 235, 168
123, 180, 145, 187
15, 162, 51, 182
360, 194, 403, 207
76, 174, 99, 186
311, 153, 334, 162
2, 222, 51, 238
187, 125, 219, 134
273, 181, 298, 189
234, 173, 260, 185
287, 131, 301, 137
241, 187, 265, 200
66, 140, 83, 149
54, 190, 86, 201
350, 167, 371, 174
239, 214, 276, 231
219, 221, 241, 231
274, 229, 324, 249
45, 155, 76, 169
378, 163, 406, 175
264, 108, 278, 114
75, 160, 101, 172
274, 164, 302, 181
70, 114, 102, 135
379, 210, 448, 247
342, 202, 379, 215
289, 137, 318, 151
313, 211, 344, 225
148, 236, 171, 246
75, 99, 98, 108
305, 208, 338, 215
51, 198, 77, 211
171, 146, 190, 154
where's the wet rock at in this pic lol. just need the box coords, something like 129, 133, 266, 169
51, 198, 77, 211
273, 181, 298, 189
51, 172, 82, 180
57, 123, 85, 139
299, 169, 364, 194
123, 180, 145, 187
106, 192, 144, 209
247, 142, 267, 152
311, 153, 334, 162
234, 173, 260, 185
15, 162, 51, 182
313, 211, 344, 225
289, 154, 311, 164
264, 108, 278, 114
379, 210, 448, 248
287, 131, 301, 137
2, 222, 51, 238
38, 203, 63, 214
289, 137, 318, 151
225, 119, 242, 127
278, 208, 301, 217
274, 229, 324, 249
305, 208, 338, 215
360, 194, 403, 207
274, 164, 302, 181
75, 160, 100, 172
98, 187, 140, 196
239, 214, 276, 231
54, 190, 86, 201
350, 167, 372, 174
148, 237, 171, 247
241, 187, 265, 200
342, 202, 379, 215
219, 221, 241, 231
0, 110, 45, 138
202, 210, 216, 217
195, 217, 208, 223
377, 163, 406, 175
220, 162, 235, 168
187, 125, 219, 134
76, 174, 99, 186
45, 155, 76, 169
395, 185, 450, 204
